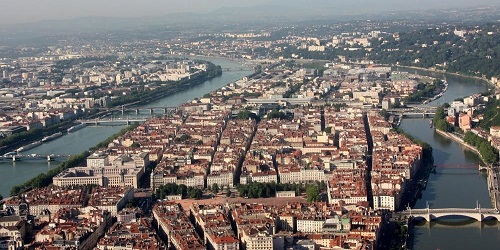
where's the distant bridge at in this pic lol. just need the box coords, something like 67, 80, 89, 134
394, 207, 500, 222
78, 118, 148, 125
0, 154, 71, 162
96, 106, 179, 115
436, 164, 484, 170
387, 105, 440, 118
223, 67, 243, 71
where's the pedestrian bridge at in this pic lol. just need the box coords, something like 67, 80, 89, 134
395, 208, 500, 222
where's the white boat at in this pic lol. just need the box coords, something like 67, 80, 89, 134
67, 123, 87, 132
17, 141, 42, 152
42, 132, 63, 142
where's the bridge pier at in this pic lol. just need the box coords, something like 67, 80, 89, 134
149, 108, 153, 114
136, 109, 139, 115
164, 108, 168, 113
12, 155, 19, 162
47, 155, 53, 162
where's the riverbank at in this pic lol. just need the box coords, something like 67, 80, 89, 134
434, 129, 485, 165
8, 124, 138, 196
5, 57, 255, 197
434, 128, 500, 209
391, 64, 498, 90
0, 61, 227, 156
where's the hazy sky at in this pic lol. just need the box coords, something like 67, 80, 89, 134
1, 0, 499, 24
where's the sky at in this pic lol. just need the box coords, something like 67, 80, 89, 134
1, 0, 499, 24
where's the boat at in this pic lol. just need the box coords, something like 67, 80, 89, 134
16, 141, 42, 152
2, 151, 17, 157
42, 132, 63, 142
67, 123, 87, 132
429, 120, 433, 128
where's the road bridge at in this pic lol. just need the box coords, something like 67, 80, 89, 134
96, 106, 178, 115
394, 207, 500, 222
387, 106, 440, 118
78, 118, 148, 125
1, 154, 71, 162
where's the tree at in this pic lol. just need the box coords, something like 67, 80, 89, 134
179, 134, 191, 141
226, 189, 232, 197
237, 110, 251, 120
325, 127, 332, 134
306, 185, 320, 202
380, 109, 390, 121
267, 109, 287, 120
0, 194, 3, 201
187, 187, 203, 199
212, 183, 220, 194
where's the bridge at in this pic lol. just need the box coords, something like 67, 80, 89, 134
94, 105, 179, 116
222, 67, 246, 71
435, 163, 487, 171
0, 154, 71, 162
78, 117, 148, 125
387, 105, 439, 118
394, 207, 500, 222
121, 106, 178, 115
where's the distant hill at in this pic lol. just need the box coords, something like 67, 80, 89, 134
0, 2, 499, 44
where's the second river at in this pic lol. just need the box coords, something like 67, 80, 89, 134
398, 67, 500, 249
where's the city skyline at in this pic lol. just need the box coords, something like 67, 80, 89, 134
1, 0, 499, 25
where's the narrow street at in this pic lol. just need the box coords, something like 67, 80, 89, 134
363, 113, 374, 208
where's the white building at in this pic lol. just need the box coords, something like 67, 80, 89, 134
53, 153, 148, 188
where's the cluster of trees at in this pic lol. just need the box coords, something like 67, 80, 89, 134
236, 181, 326, 202
236, 182, 278, 198
433, 106, 454, 132
432, 102, 498, 164
208, 183, 234, 197
464, 132, 498, 164
9, 125, 137, 196
478, 98, 500, 130
404, 79, 445, 103
305, 184, 321, 203
283, 82, 304, 98
236, 110, 260, 121
154, 183, 204, 200
380, 109, 390, 121
267, 109, 289, 120
369, 24, 500, 78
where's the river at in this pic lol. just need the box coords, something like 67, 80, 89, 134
0, 57, 252, 197
397, 68, 500, 249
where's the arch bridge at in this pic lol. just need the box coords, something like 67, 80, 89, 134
395, 207, 500, 222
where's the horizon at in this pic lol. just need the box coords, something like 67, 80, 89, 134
2, 0, 500, 25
